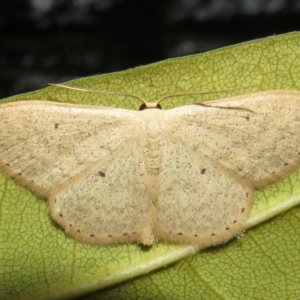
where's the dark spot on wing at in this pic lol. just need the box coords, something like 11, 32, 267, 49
233, 220, 237, 224
284, 162, 288, 166
210, 233, 215, 236
108, 235, 112, 237
177, 232, 183, 235
6, 163, 10, 166
69, 224, 72, 227
123, 233, 128, 236
245, 116, 250, 121
200, 168, 206, 174
54, 123, 59, 129
194, 234, 198, 237
241, 207, 245, 213
77, 229, 81, 233
98, 171, 105, 177
59, 213, 63, 218
90, 234, 95, 237
225, 226, 230, 230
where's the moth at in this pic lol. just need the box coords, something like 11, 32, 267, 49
0, 89, 299, 246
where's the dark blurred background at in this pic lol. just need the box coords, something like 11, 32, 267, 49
1, 0, 300, 99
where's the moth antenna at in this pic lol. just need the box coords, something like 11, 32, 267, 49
156, 85, 259, 104
49, 83, 258, 108
48, 83, 157, 108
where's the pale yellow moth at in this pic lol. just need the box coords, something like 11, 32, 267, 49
0, 89, 299, 246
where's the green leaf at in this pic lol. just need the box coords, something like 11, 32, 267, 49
1, 32, 300, 300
